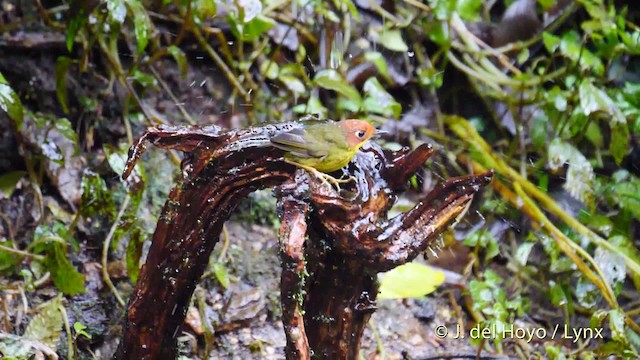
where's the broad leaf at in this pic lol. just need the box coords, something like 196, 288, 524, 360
378, 262, 445, 299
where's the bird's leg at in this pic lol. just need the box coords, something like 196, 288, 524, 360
284, 159, 354, 191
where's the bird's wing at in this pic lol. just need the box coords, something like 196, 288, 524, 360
270, 127, 329, 158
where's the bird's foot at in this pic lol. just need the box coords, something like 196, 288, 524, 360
313, 170, 354, 191
284, 160, 354, 191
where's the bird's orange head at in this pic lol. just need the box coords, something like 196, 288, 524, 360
338, 119, 376, 149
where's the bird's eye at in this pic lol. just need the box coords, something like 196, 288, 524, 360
356, 131, 365, 138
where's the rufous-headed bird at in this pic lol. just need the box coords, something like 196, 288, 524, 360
270, 119, 377, 190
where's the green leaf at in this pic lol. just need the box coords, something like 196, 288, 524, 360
542, 32, 561, 53
612, 180, 640, 221
609, 309, 627, 344
426, 21, 450, 46
213, 262, 230, 289
260, 61, 279, 80
610, 121, 629, 164
80, 171, 116, 219
229, 14, 275, 42
73, 322, 92, 339
193, 0, 217, 19
579, 80, 625, 122
55, 57, 73, 114
125, 227, 145, 283
548, 139, 595, 208
378, 262, 445, 299
530, 116, 548, 150
514, 242, 534, 266
364, 52, 391, 82
0, 72, 24, 129
66, 13, 87, 52
131, 69, 157, 88
0, 171, 25, 198
362, 77, 401, 119
279, 75, 306, 95
0, 241, 20, 273
126, 0, 152, 53
167, 46, 188, 78
292, 96, 328, 118
24, 295, 63, 349
559, 31, 604, 74
44, 243, 85, 295
55, 117, 78, 145
314, 69, 362, 103
457, 0, 482, 21
375, 29, 408, 52
579, 80, 629, 163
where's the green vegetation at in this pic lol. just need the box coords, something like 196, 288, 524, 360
0, 0, 639, 358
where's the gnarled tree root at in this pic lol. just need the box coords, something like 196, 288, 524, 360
114, 122, 492, 360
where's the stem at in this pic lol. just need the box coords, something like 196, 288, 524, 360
101, 194, 130, 307
59, 302, 74, 360
0, 244, 45, 261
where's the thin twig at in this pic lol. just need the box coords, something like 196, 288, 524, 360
101, 194, 130, 307
58, 302, 74, 360
0, 244, 45, 261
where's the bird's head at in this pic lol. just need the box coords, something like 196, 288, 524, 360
339, 119, 377, 149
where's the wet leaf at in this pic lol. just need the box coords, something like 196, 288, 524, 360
279, 75, 306, 95
24, 294, 63, 349
608, 235, 640, 292
314, 69, 362, 103
378, 262, 445, 299
213, 262, 230, 289
0, 72, 24, 129
168, 46, 188, 78
609, 309, 627, 344
55, 56, 73, 114
126, 0, 152, 53
375, 29, 408, 52
44, 243, 85, 295
363, 77, 401, 119
0, 171, 25, 198
54, 117, 78, 146
514, 242, 534, 266
107, 0, 127, 24
229, 14, 275, 42
548, 139, 595, 208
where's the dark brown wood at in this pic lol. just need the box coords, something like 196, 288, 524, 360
277, 183, 311, 360
114, 122, 492, 360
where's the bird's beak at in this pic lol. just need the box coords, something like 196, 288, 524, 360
373, 130, 389, 139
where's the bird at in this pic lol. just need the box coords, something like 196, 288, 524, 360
270, 119, 377, 190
